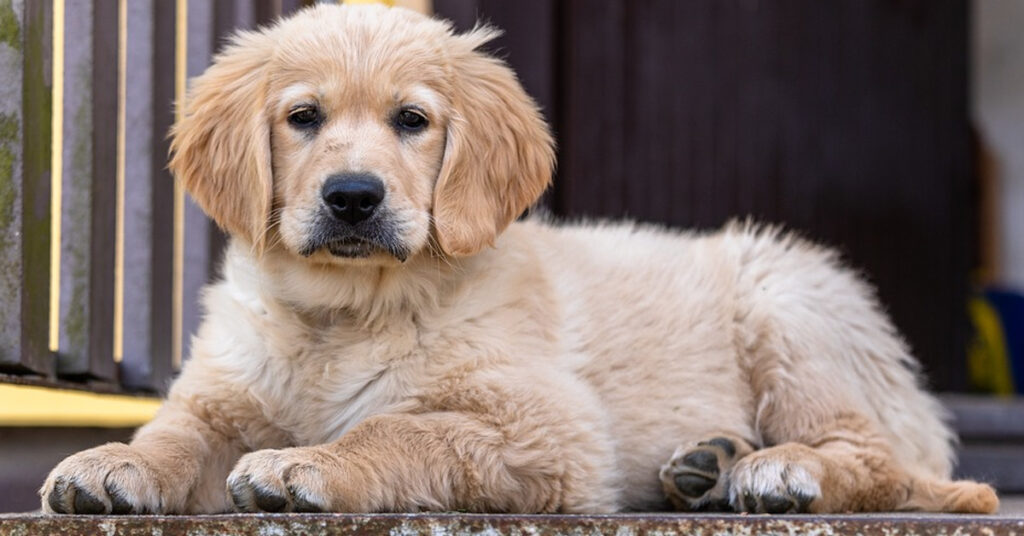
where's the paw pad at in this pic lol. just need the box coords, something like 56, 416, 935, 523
680, 449, 720, 474
661, 435, 752, 512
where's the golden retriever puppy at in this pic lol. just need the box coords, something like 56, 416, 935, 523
41, 4, 997, 515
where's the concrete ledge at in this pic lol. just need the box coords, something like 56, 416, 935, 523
2, 512, 1024, 536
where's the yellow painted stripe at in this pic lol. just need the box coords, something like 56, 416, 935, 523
343, 0, 434, 15
0, 385, 160, 427
113, 0, 127, 362
49, 0, 64, 353
173, 0, 187, 370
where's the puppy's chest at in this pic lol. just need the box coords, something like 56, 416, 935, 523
245, 286, 556, 448
263, 315, 485, 446
258, 323, 409, 444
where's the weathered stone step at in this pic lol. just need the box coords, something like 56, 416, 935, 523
2, 512, 1024, 536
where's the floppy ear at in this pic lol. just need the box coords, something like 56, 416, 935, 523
433, 27, 556, 257
168, 31, 273, 252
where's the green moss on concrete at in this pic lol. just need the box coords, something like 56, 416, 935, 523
0, 146, 14, 237
58, 75, 92, 357
70, 63, 91, 188
0, 0, 20, 52
0, 112, 19, 330
0, 113, 17, 245
61, 261, 88, 357
0, 147, 15, 265
0, 0, 20, 358
0, 112, 16, 141
19, 0, 53, 371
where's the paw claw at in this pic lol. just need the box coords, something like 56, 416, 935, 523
108, 487, 134, 515
46, 478, 69, 514
228, 475, 253, 511
72, 486, 107, 515
795, 492, 815, 511
289, 485, 325, 513
253, 486, 288, 512
742, 491, 758, 512
761, 495, 795, 514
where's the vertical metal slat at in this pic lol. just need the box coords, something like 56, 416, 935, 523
56, 0, 93, 375
120, 0, 172, 391
0, 0, 30, 371
55, 0, 117, 381
89, 0, 119, 380
0, 0, 54, 376
142, 0, 177, 390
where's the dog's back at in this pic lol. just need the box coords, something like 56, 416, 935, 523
512, 219, 956, 509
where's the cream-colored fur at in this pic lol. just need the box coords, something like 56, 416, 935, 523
41, 4, 997, 515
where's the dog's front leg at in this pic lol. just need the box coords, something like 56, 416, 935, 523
40, 398, 254, 514
227, 377, 618, 513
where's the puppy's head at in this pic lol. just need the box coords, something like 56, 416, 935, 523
169, 5, 553, 266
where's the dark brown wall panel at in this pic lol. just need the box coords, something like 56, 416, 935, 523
437, 0, 972, 390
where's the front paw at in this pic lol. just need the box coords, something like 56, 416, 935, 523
227, 447, 359, 513
728, 447, 823, 514
40, 443, 163, 514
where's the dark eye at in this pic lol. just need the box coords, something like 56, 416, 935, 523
288, 106, 321, 129
395, 109, 428, 132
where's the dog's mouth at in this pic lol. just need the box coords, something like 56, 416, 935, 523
326, 237, 376, 258
300, 218, 409, 262
306, 235, 403, 260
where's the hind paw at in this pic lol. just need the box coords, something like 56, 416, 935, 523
660, 434, 755, 511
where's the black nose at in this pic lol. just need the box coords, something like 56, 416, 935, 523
321, 174, 386, 224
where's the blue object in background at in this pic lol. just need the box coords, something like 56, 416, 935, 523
984, 289, 1024, 393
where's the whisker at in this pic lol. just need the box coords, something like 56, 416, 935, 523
426, 213, 462, 274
